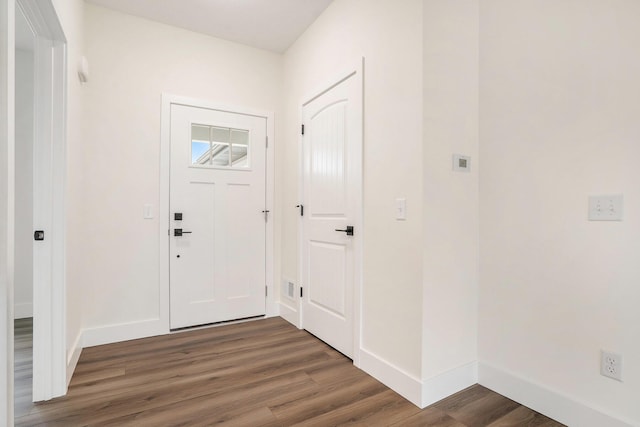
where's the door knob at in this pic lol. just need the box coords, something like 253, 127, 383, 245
174, 229, 192, 237
335, 226, 354, 236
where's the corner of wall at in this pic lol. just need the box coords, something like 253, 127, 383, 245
479, 362, 636, 427
421, 362, 478, 408
278, 300, 299, 328
66, 329, 83, 385
357, 349, 478, 410
358, 347, 423, 408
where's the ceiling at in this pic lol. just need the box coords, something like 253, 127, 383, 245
85, 0, 334, 53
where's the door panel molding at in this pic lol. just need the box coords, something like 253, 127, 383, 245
160, 94, 276, 332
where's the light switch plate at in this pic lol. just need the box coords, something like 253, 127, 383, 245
396, 198, 406, 220
143, 204, 154, 219
588, 195, 623, 221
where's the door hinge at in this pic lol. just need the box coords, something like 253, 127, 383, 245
301, 124, 305, 135
296, 204, 304, 216
265, 286, 268, 297
262, 210, 270, 222
265, 136, 268, 149
300, 287, 303, 298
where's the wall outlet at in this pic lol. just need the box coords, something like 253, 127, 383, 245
601, 350, 623, 381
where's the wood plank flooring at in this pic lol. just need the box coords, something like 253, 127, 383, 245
15, 317, 565, 426
14, 317, 33, 420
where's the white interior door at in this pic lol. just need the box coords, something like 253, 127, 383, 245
301, 69, 362, 358
169, 104, 267, 329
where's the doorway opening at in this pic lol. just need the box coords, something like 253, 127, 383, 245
13, 5, 35, 417
13, 0, 68, 418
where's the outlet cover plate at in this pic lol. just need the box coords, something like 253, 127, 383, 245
601, 350, 623, 381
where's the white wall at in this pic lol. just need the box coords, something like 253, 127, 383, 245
80, 5, 282, 336
479, 1, 640, 425
282, 0, 424, 380
421, 0, 479, 390
14, 49, 33, 319
43, 1, 638, 422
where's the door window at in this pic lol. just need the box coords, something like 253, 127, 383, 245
191, 124, 250, 168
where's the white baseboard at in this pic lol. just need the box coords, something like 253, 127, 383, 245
479, 362, 636, 427
66, 331, 83, 385
278, 302, 299, 328
358, 347, 423, 407
14, 302, 33, 319
422, 361, 478, 408
82, 318, 168, 348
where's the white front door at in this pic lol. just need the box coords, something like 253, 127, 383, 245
169, 104, 267, 329
301, 68, 363, 358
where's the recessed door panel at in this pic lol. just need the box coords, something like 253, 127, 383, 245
225, 183, 256, 299
308, 241, 346, 318
180, 181, 216, 304
309, 102, 347, 217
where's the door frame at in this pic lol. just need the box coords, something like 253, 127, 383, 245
160, 94, 276, 330
19, 0, 68, 401
1, 0, 67, 417
1, 0, 16, 421
297, 58, 364, 366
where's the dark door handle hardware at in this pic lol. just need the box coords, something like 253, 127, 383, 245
335, 226, 354, 236
174, 229, 192, 237
296, 205, 304, 216
174, 213, 183, 221
34, 230, 45, 241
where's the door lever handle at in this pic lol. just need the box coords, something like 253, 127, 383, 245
174, 229, 192, 237
335, 226, 354, 236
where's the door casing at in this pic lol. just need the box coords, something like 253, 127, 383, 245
20, 0, 69, 401
298, 58, 364, 367
160, 94, 276, 331
1, 0, 67, 418
1, 0, 16, 422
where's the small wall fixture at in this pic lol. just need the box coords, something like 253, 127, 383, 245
78, 56, 89, 83
453, 154, 471, 172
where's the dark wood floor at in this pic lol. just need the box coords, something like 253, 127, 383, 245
15, 317, 564, 426
14, 317, 33, 420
